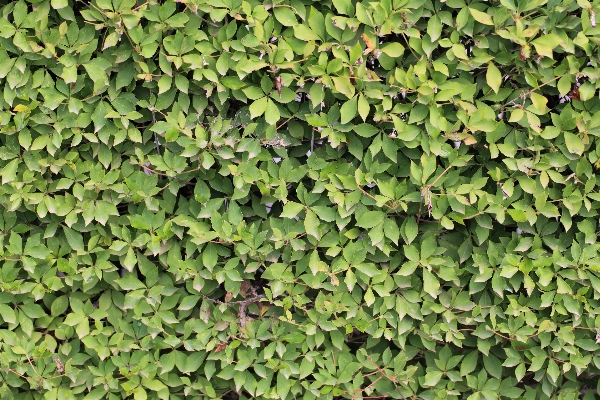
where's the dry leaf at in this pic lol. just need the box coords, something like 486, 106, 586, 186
330, 274, 339, 286
274, 75, 282, 97
463, 135, 477, 145
214, 342, 228, 353
259, 303, 270, 317
240, 280, 251, 298
568, 86, 580, 101
362, 33, 376, 55
199, 302, 211, 323
54, 358, 64, 373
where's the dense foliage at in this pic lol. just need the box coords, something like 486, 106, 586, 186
1, 0, 600, 398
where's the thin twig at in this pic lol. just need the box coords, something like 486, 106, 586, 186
25, 354, 37, 375
149, 89, 161, 155
139, 163, 202, 185
201, 292, 265, 329
276, 116, 294, 130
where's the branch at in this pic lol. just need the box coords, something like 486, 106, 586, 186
201, 292, 265, 329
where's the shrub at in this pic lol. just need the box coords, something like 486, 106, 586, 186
1, 0, 600, 398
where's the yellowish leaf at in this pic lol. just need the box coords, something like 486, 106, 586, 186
530, 91, 548, 112
469, 7, 494, 25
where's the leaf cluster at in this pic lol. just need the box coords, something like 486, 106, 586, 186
0, 0, 600, 399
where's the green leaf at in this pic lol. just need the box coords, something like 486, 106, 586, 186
340, 96, 357, 124
274, 6, 298, 26
0, 20, 16, 39
184, 353, 206, 373
353, 123, 379, 137
460, 351, 479, 376
403, 216, 418, 244
308, 6, 325, 41
157, 75, 172, 94
83, 63, 109, 89
116, 63, 135, 90
51, 0, 68, 9
428, 15, 443, 42
0, 304, 16, 324
358, 95, 370, 122
63, 226, 84, 251
123, 247, 137, 271
355, 3, 374, 26
530, 91, 547, 112
383, 218, 399, 245
364, 287, 375, 306
546, 359, 559, 383
507, 209, 527, 223
531, 34, 563, 59
116, 274, 146, 291
281, 202, 305, 218
332, 0, 352, 14
178, 296, 200, 311
270, 87, 298, 103
293, 25, 322, 41
515, 363, 526, 381
332, 76, 355, 97
579, 81, 595, 101
557, 75, 571, 96
265, 99, 280, 125
282, 332, 305, 343
20, 304, 46, 318
203, 243, 218, 269
422, 268, 440, 298
305, 210, 321, 239
408, 104, 429, 124
452, 43, 469, 59
469, 7, 494, 25
249, 96, 268, 119
564, 131, 584, 155
1, 159, 19, 184
277, 372, 292, 399
381, 43, 404, 57
356, 211, 385, 229
202, 69, 219, 83
397, 261, 419, 276
143, 379, 168, 392
221, 76, 245, 90
51, 296, 69, 317
483, 353, 503, 378
486, 63, 502, 94
422, 370, 443, 387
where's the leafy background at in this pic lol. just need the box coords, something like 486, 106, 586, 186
1, 0, 600, 398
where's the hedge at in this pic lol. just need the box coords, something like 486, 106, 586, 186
1, 0, 600, 398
